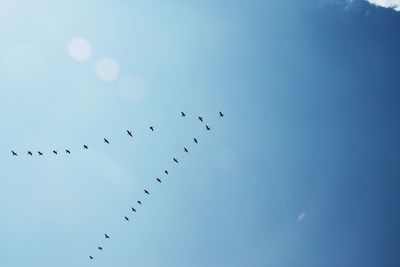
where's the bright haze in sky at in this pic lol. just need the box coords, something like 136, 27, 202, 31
0, 0, 400, 267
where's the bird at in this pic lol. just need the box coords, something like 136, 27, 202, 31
137, 200, 142, 205
105, 234, 110, 239
173, 158, 178, 163
156, 178, 162, 183
124, 216, 129, 221
131, 207, 136, 212
98, 247, 102, 251
89, 256, 94, 260
219, 111, 224, 117
184, 147, 188, 153
83, 145, 88, 149
104, 138, 110, 144
181, 112, 186, 117
127, 130, 133, 137
193, 138, 198, 144
53, 150, 58, 155
198, 116, 203, 122
150, 126, 154, 131
38, 151, 43, 156
11, 150, 17, 156
144, 189, 150, 195
28, 151, 33, 156
206, 125, 210, 131
66, 150, 71, 154
164, 170, 169, 175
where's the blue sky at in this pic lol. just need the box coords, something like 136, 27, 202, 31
1, 0, 400, 266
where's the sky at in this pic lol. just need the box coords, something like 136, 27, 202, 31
1, 0, 400, 266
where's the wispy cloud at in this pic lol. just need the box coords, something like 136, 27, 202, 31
365, 0, 400, 11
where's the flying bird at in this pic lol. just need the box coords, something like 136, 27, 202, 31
131, 207, 136, 212
66, 150, 71, 154
53, 150, 58, 155
150, 126, 154, 131
124, 216, 129, 221
219, 111, 224, 117
206, 125, 210, 131
83, 145, 88, 149
127, 130, 133, 137
137, 200, 142, 205
105, 234, 110, 239
156, 178, 161, 183
38, 151, 43, 156
144, 189, 150, 195
98, 247, 102, 251
193, 138, 198, 144
184, 147, 188, 153
11, 150, 17, 156
181, 112, 186, 117
164, 170, 169, 175
28, 151, 33, 156
89, 256, 94, 260
104, 138, 110, 144
173, 158, 178, 163
198, 116, 203, 122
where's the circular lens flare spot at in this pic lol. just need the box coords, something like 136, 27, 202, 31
118, 75, 147, 103
67, 37, 92, 61
95, 57, 120, 82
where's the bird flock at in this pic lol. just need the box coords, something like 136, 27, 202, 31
10, 111, 224, 261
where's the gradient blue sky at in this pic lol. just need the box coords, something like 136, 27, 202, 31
1, 0, 400, 266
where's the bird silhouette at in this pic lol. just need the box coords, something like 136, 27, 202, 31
164, 170, 169, 175
98, 247, 102, 251
173, 158, 179, 163
127, 130, 133, 137
184, 147, 188, 153
89, 256, 94, 260
11, 150, 17, 156
38, 151, 43, 156
28, 151, 33, 156
156, 178, 162, 183
206, 125, 210, 131
105, 234, 110, 239
104, 138, 110, 144
137, 200, 142, 205
198, 116, 203, 122
124, 216, 129, 221
66, 150, 71, 154
144, 189, 150, 195
131, 207, 136, 212
181, 112, 186, 117
219, 111, 224, 117
150, 126, 154, 131
83, 145, 88, 149
193, 138, 198, 144
53, 150, 58, 155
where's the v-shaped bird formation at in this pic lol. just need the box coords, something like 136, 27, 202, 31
10, 111, 224, 261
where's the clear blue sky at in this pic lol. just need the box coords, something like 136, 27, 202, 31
1, 0, 400, 266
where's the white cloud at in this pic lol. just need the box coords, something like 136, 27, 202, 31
366, 0, 400, 11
